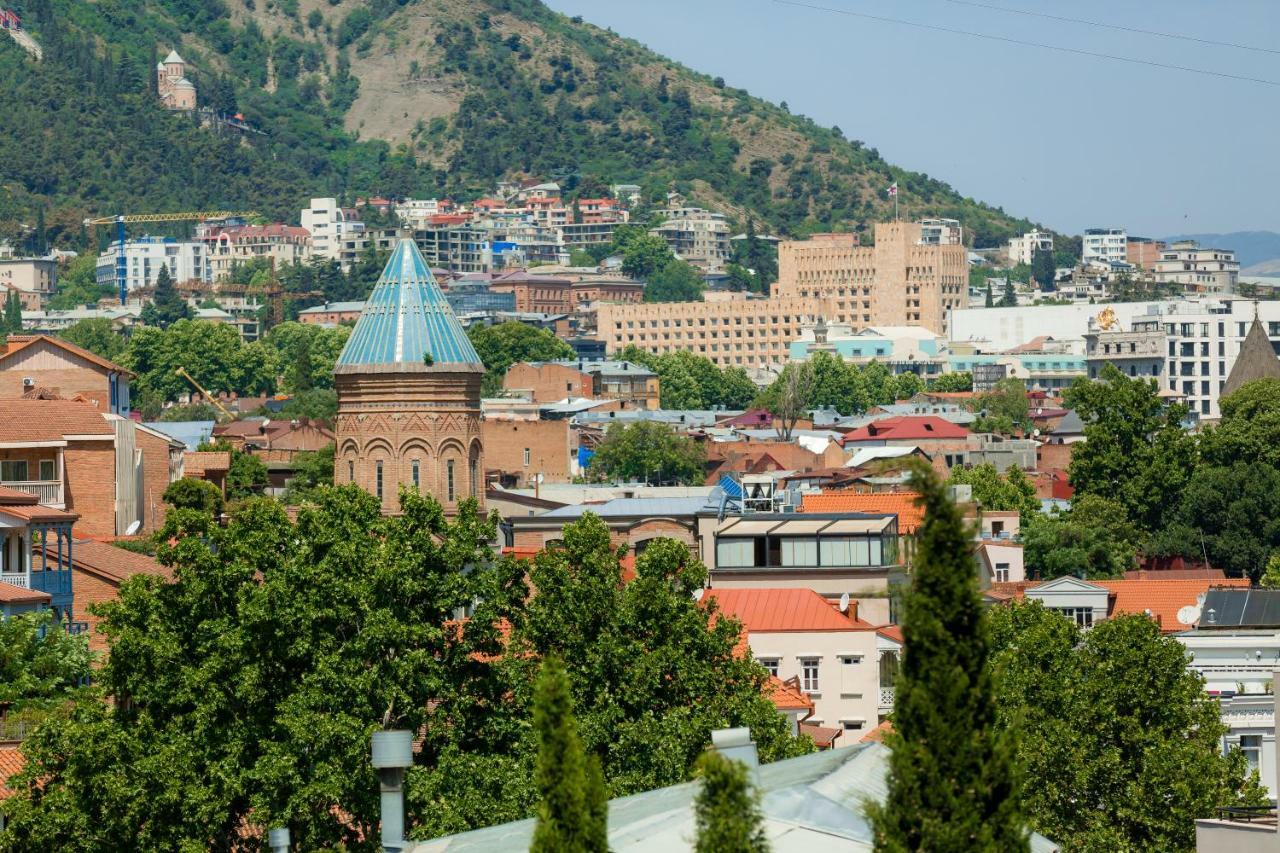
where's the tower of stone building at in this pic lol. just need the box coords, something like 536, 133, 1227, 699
333, 239, 485, 514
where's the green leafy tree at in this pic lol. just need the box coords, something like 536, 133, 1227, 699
644, 260, 705, 303
283, 444, 335, 504
123, 320, 278, 403
199, 439, 269, 500
1, 488, 518, 851
4, 289, 22, 333
263, 322, 351, 394
868, 463, 1026, 852
693, 750, 769, 853
620, 234, 674, 280
947, 463, 1039, 523
890, 371, 924, 400
1158, 462, 1280, 581
140, 266, 192, 329
972, 377, 1030, 433
160, 478, 224, 516
0, 611, 92, 712
1022, 495, 1138, 580
985, 279, 994, 307
59, 318, 126, 362
47, 255, 114, 311
999, 274, 1017, 307
1064, 365, 1196, 531
927, 372, 972, 393
718, 367, 759, 410
756, 361, 814, 440
1031, 248, 1055, 290
530, 655, 608, 853
988, 602, 1267, 850
468, 322, 574, 397
588, 421, 705, 485
1260, 553, 1280, 589
1200, 378, 1280, 469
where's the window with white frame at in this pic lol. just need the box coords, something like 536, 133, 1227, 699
758, 658, 779, 677
842, 720, 865, 732
1053, 607, 1094, 628
995, 562, 1010, 583
800, 657, 820, 693
1239, 735, 1262, 774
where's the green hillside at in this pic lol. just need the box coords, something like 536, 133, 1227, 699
0, 0, 1033, 249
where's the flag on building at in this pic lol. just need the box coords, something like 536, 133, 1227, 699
887, 182, 898, 197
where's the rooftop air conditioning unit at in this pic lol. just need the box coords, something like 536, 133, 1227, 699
22, 377, 35, 388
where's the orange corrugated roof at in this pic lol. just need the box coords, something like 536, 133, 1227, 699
876, 624, 904, 644
0, 747, 24, 798
0, 399, 114, 442
707, 587, 874, 632
801, 491, 925, 534
1095, 578, 1250, 632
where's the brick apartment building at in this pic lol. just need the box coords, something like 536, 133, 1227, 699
596, 221, 965, 371
0, 399, 183, 538
502, 360, 660, 409
490, 272, 575, 314
775, 221, 968, 335
481, 418, 578, 487
0, 335, 133, 414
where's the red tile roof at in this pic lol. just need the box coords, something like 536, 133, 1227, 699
183, 451, 231, 476
766, 675, 814, 713
0, 502, 79, 524
801, 491, 925, 534
0, 399, 114, 442
840, 416, 969, 444
0, 334, 133, 378
0, 747, 24, 798
56, 540, 172, 585
0, 582, 51, 604
798, 723, 843, 749
0, 486, 37, 505
1095, 578, 1250, 632
875, 624, 904, 644
860, 720, 893, 743
706, 588, 873, 632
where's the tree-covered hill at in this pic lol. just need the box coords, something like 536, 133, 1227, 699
0, 0, 1034, 249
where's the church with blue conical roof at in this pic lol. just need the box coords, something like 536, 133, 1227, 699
333, 239, 485, 514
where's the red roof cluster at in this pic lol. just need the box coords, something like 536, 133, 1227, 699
706, 587, 874, 632
839, 416, 969, 445
801, 491, 926, 534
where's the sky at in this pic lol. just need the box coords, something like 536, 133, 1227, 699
544, 0, 1280, 237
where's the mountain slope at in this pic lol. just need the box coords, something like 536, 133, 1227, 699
0, 0, 1033, 248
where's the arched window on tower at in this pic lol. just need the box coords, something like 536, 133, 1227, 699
412, 459, 420, 490
447, 459, 456, 502
376, 461, 384, 500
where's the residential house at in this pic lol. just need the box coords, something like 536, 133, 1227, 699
1015, 576, 1250, 631
502, 360, 659, 410
481, 418, 578, 487
838, 416, 970, 469
708, 587, 885, 740
0, 399, 184, 537
0, 335, 133, 414
0, 486, 77, 624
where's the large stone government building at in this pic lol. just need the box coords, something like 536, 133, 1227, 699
334, 239, 485, 514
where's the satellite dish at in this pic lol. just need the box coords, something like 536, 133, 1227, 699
1176, 604, 1201, 626
838, 592, 850, 613
125, 520, 142, 536
692, 588, 705, 602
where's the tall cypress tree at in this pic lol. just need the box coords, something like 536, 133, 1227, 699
985, 279, 994, 308
868, 462, 1026, 852
693, 751, 769, 853
530, 655, 607, 853
6, 290, 24, 333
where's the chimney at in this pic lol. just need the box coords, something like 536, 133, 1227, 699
371, 730, 413, 852
710, 727, 758, 768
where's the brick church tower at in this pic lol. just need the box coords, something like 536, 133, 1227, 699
334, 239, 485, 514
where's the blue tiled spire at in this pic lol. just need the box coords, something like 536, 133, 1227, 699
335, 239, 482, 370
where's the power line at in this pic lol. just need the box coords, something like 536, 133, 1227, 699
939, 0, 1280, 56
771, 0, 1280, 87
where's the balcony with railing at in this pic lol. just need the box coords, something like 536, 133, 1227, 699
879, 687, 895, 710
0, 571, 30, 589
0, 479, 64, 507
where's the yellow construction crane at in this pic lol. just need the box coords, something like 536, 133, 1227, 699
83, 211, 258, 304
175, 367, 235, 423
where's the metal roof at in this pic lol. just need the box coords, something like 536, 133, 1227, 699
335, 239, 482, 372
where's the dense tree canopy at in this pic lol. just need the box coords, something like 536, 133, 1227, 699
989, 602, 1266, 851
644, 260, 705, 303
468, 321, 575, 397
947, 463, 1039, 524
58, 318, 126, 362
122, 319, 276, 416
588, 421, 705, 486
616, 346, 758, 410
0, 611, 92, 713
1022, 495, 1138, 580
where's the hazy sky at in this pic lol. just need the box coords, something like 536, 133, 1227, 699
545, 0, 1280, 237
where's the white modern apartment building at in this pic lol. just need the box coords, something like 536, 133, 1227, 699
1007, 229, 1054, 266
300, 197, 365, 263
1154, 240, 1239, 294
1082, 227, 1127, 267
917, 218, 962, 246
94, 236, 211, 294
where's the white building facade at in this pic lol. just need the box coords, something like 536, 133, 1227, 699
1007, 229, 1054, 266
94, 237, 211, 294
1154, 240, 1240, 294
301, 197, 365, 263
1082, 227, 1127, 267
